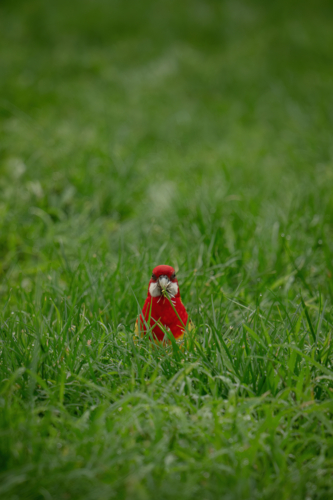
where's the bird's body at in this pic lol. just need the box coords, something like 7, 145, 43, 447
135, 264, 192, 343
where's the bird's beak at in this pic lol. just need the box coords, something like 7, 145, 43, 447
158, 275, 170, 292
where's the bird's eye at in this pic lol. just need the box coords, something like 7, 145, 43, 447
152, 273, 157, 280
170, 272, 176, 280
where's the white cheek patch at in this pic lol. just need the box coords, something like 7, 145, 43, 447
149, 282, 161, 297
168, 282, 178, 297
149, 281, 179, 298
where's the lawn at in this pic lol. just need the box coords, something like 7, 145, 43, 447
1, 0, 333, 498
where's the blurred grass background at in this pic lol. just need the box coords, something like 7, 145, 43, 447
1, 0, 333, 302
1, 0, 333, 499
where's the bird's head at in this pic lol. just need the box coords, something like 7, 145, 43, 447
148, 265, 179, 298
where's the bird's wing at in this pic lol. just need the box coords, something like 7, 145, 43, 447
171, 318, 195, 346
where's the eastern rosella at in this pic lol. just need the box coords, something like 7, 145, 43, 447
135, 265, 193, 344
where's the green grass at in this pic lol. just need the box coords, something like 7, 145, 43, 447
1, 0, 333, 498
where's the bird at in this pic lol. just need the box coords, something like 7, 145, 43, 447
134, 264, 193, 344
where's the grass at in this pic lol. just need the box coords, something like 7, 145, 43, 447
1, 0, 333, 498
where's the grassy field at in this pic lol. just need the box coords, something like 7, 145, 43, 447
1, 0, 333, 498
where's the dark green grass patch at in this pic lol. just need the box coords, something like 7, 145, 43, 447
1, 0, 333, 498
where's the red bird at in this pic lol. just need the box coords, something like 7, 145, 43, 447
135, 265, 192, 344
